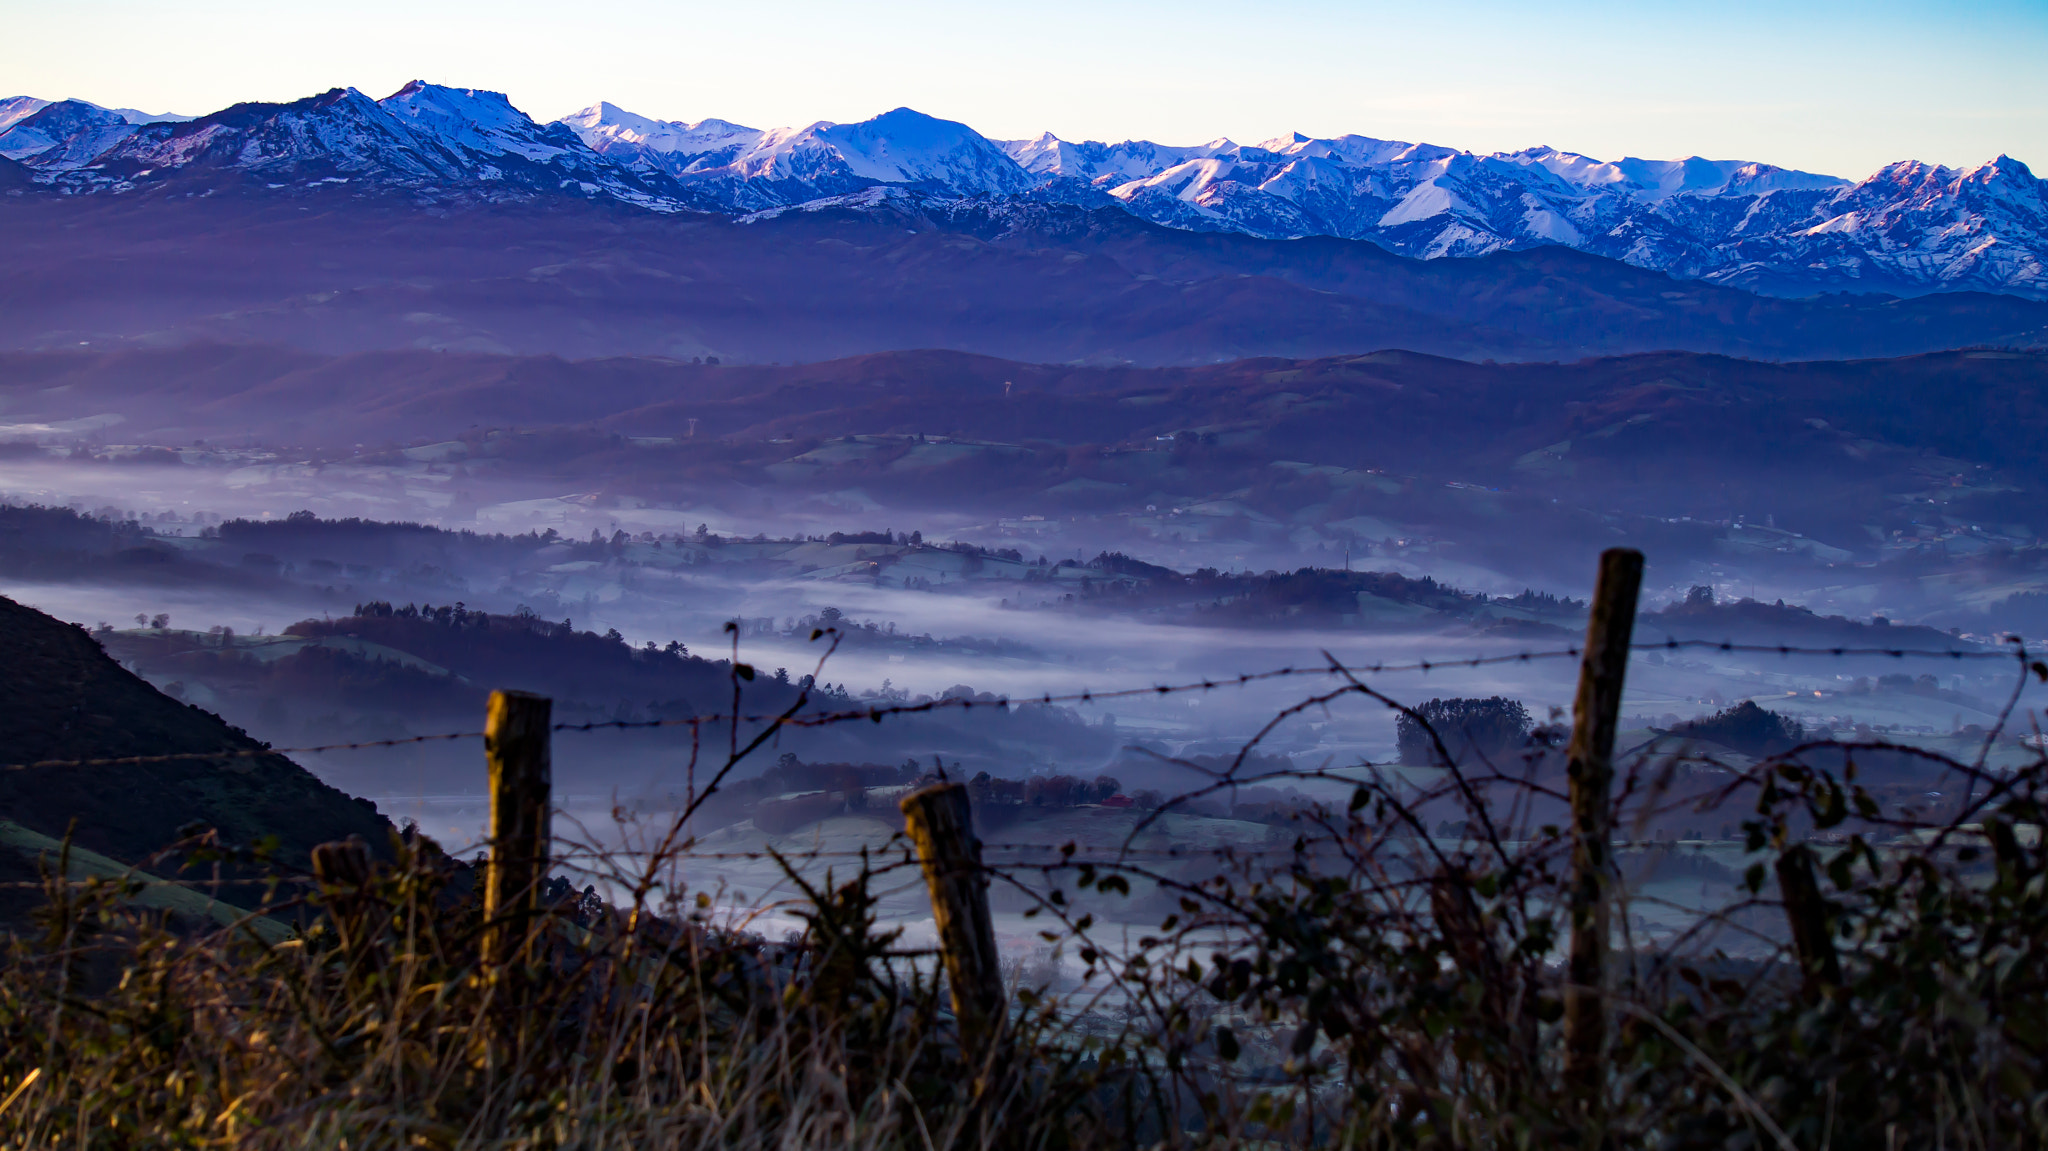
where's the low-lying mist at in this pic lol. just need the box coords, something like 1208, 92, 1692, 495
2, 342, 2044, 866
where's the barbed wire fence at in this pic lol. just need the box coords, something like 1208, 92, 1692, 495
2, 637, 2034, 774
7, 564, 2048, 1147
7, 630, 2041, 883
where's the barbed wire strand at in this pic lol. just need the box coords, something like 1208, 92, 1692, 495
4, 638, 2032, 773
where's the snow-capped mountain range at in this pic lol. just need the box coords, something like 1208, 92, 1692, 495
2, 82, 2042, 300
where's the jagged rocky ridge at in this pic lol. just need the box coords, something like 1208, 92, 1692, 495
2, 82, 2042, 300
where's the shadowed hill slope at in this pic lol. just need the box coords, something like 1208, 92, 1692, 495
6, 344, 2047, 470
1, 190, 2043, 365
0, 594, 390, 870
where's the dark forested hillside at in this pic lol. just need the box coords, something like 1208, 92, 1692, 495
0, 594, 389, 869
0, 504, 236, 587
96, 601, 1116, 789
284, 602, 785, 717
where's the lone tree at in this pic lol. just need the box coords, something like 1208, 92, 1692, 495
1397, 696, 1534, 765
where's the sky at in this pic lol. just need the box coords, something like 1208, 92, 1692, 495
1, 0, 2042, 179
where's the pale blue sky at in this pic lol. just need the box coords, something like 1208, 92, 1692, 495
2, 0, 2042, 178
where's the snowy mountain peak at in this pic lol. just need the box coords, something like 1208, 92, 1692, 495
1259, 133, 1427, 169
104, 106, 188, 125
82, 86, 467, 184
379, 81, 576, 161
384, 81, 524, 123
0, 96, 181, 135
561, 103, 761, 153
0, 96, 192, 168
1966, 154, 2036, 187
0, 99, 139, 166
555, 103, 1037, 203
998, 133, 1246, 184
1502, 146, 1848, 200
558, 103, 766, 178
0, 97, 51, 133
3, 82, 2040, 299
561, 101, 667, 141
807, 107, 1034, 193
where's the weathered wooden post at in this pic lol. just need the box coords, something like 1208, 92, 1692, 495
1776, 844, 1840, 998
901, 782, 1005, 1047
1565, 548, 1643, 1101
483, 690, 552, 981
309, 835, 374, 959
309, 836, 372, 892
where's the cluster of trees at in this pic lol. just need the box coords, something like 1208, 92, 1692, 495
1646, 592, 1964, 648
103, 628, 483, 720
1032, 556, 1598, 630
1058, 561, 1511, 629
1670, 700, 1806, 758
1987, 590, 2048, 636
967, 771, 1123, 808
752, 753, 924, 797
1396, 696, 1536, 766
352, 601, 495, 629
0, 503, 185, 580
823, 529, 921, 546
1848, 672, 1986, 708
1086, 551, 1181, 580
208, 511, 603, 579
338, 602, 696, 662
1495, 588, 1587, 612
287, 605, 806, 721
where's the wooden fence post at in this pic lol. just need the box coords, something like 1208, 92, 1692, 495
483, 690, 552, 981
309, 835, 374, 958
901, 782, 1005, 1047
1565, 548, 1643, 1101
1776, 844, 1841, 998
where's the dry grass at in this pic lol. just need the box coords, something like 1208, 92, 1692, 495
6, 668, 2048, 1148
0, 833, 1125, 1150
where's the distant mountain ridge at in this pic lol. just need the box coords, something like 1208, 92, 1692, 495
0, 81, 2041, 301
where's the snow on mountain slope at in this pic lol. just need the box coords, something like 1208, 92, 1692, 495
374, 82, 681, 206
0, 97, 184, 140
1260, 132, 1454, 172
0, 97, 51, 133
36, 84, 681, 209
1714, 155, 2048, 296
381, 82, 579, 161
809, 108, 1036, 193
556, 104, 1036, 208
105, 107, 189, 125
1, 80, 2039, 299
997, 122, 2040, 296
85, 87, 464, 185
558, 102, 763, 174
1505, 147, 1846, 200
1001, 132, 1247, 184
0, 100, 140, 167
